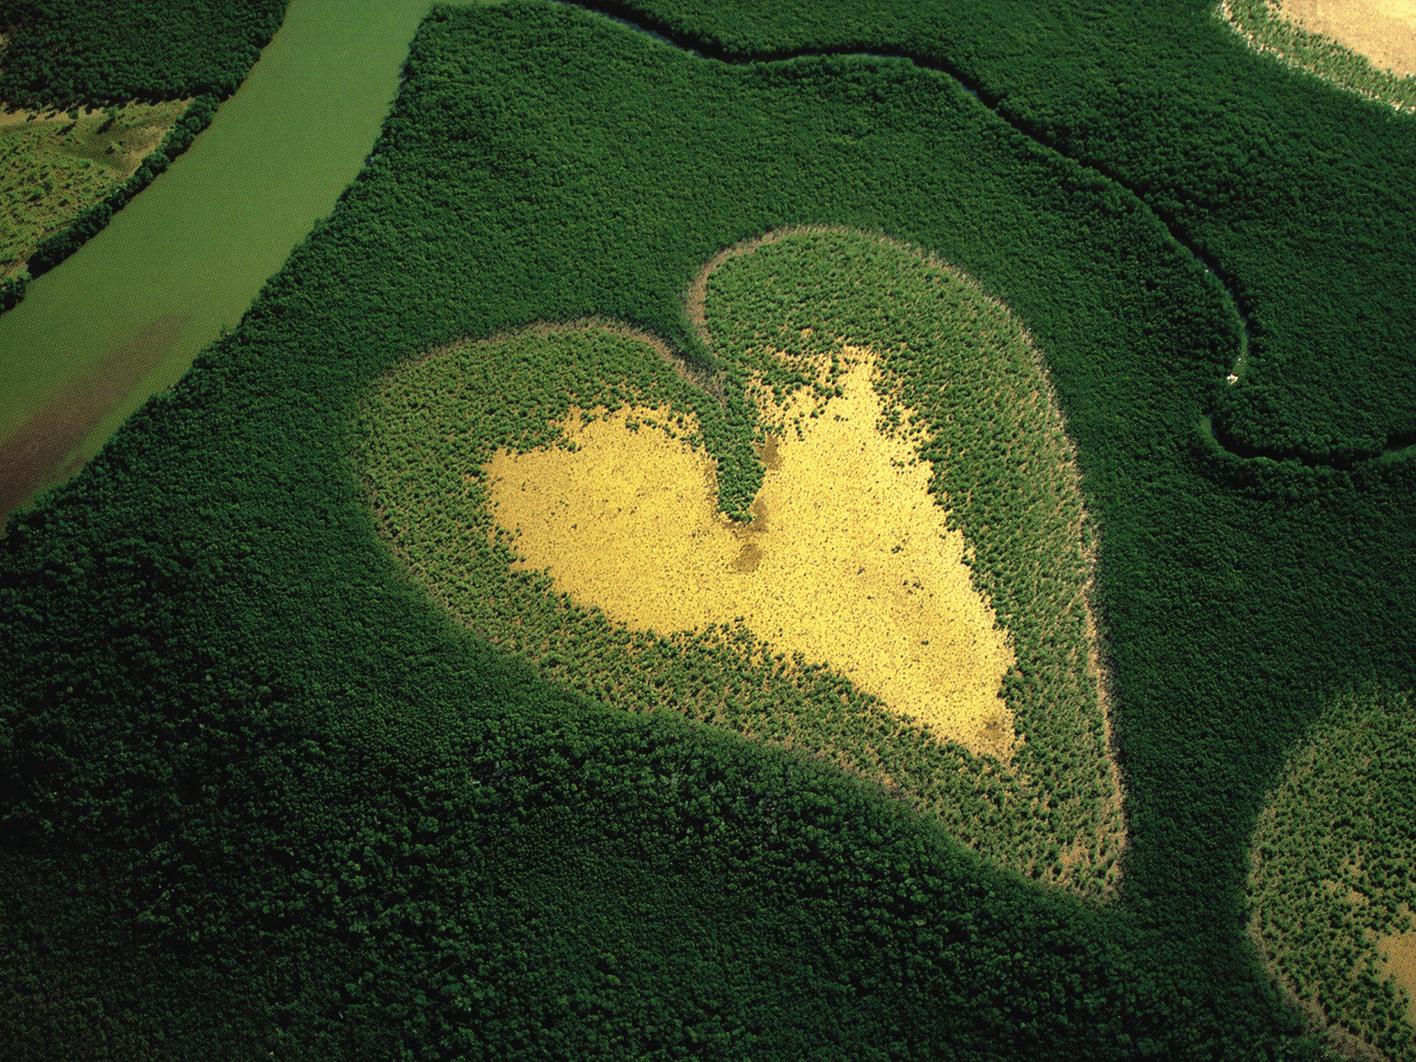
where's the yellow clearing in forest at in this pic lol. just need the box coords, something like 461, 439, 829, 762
485, 349, 1018, 761
1382, 928, 1416, 1026
1280, 0, 1416, 76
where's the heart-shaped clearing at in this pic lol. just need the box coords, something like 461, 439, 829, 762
359, 228, 1125, 895
485, 349, 1017, 761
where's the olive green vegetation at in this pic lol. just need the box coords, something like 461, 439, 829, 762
362, 230, 1123, 896
0, 0, 287, 312
0, 101, 186, 275
1223, 0, 1416, 112
1249, 689, 1416, 1060
0, 0, 1411, 1055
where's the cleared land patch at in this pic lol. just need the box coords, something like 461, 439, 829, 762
1223, 0, 1416, 109
486, 352, 1017, 760
1249, 689, 1416, 1059
360, 229, 1124, 895
0, 101, 187, 276
1282, 0, 1416, 77
1384, 929, 1416, 1027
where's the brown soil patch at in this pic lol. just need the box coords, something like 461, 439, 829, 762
0, 313, 188, 522
486, 349, 1018, 759
1280, 0, 1416, 76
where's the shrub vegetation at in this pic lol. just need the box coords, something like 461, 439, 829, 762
1249, 689, 1416, 1059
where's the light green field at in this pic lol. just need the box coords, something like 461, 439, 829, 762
0, 101, 186, 276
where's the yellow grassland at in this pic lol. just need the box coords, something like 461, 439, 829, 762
485, 348, 1018, 760
1280, 0, 1416, 76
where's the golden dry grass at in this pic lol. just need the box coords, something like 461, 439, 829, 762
1381, 926, 1416, 1026
1279, 0, 1416, 75
485, 348, 1018, 760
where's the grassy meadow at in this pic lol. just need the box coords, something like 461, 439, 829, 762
0, 101, 186, 276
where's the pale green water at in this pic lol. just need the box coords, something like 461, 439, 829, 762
0, 0, 451, 504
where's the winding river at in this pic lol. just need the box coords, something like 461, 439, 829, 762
1, 0, 1408, 518
0, 0, 455, 515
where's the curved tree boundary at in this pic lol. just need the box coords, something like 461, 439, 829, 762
554, 0, 1415, 471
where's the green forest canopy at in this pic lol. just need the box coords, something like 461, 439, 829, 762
0, 0, 288, 106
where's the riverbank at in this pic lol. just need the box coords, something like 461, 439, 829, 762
0, 0, 449, 520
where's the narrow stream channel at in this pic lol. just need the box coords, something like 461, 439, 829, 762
0, 0, 452, 515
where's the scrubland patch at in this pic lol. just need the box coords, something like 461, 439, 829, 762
0, 100, 187, 275
1249, 689, 1416, 1059
360, 229, 1124, 895
1383, 929, 1416, 1027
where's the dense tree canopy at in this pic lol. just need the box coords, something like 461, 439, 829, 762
599, 0, 1416, 464
0, 0, 288, 107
